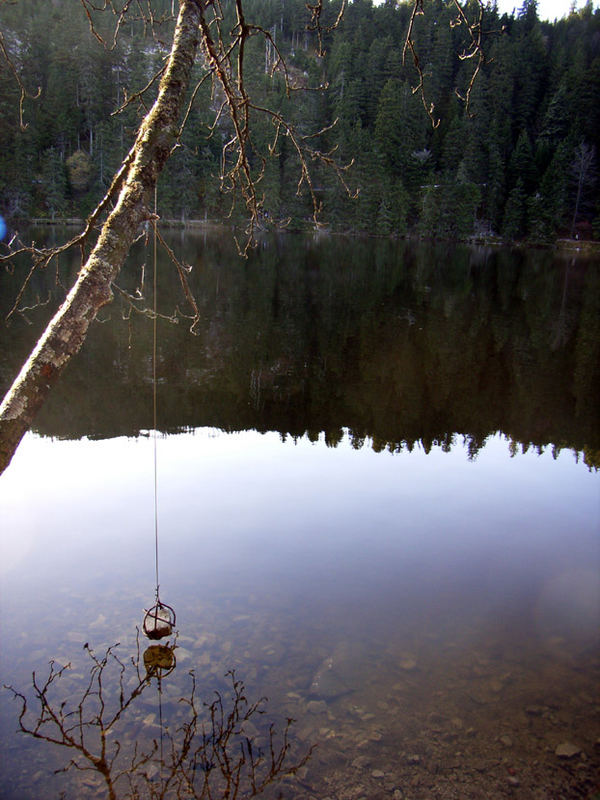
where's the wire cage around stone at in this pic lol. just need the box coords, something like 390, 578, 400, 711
143, 601, 176, 640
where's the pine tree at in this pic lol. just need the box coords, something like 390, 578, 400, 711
40, 147, 68, 218
502, 178, 527, 239
509, 129, 537, 194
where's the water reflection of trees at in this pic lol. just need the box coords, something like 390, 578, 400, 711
5, 638, 310, 799
1, 233, 598, 468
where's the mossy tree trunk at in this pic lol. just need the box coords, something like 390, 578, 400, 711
0, 0, 203, 474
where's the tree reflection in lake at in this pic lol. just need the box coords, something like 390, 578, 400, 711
5, 635, 311, 800
1, 232, 598, 465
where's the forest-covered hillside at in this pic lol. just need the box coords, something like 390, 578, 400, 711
0, 0, 599, 242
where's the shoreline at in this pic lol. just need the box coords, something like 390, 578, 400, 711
17, 218, 600, 252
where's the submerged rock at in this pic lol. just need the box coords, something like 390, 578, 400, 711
555, 742, 581, 759
399, 656, 417, 671
309, 657, 351, 700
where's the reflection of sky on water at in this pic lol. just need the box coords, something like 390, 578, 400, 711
1, 428, 597, 656
1, 426, 598, 800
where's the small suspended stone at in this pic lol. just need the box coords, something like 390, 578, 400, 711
143, 601, 176, 640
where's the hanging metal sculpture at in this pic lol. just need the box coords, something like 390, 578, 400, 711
143, 598, 176, 640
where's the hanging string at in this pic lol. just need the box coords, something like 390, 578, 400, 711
153, 184, 160, 603
158, 674, 165, 776
143, 185, 175, 641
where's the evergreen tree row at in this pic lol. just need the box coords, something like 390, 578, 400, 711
0, 0, 598, 242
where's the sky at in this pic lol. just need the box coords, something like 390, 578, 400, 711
371, 0, 598, 22
496, 0, 595, 20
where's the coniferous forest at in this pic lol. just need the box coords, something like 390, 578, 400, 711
0, 0, 599, 243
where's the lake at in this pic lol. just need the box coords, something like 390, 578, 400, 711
0, 231, 598, 799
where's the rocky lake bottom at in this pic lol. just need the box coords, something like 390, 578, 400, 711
2, 578, 598, 800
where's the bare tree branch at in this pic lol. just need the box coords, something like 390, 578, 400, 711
0, 0, 351, 473
403, 0, 487, 127
0, 28, 41, 131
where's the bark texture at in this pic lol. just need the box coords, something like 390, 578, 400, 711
0, 0, 203, 474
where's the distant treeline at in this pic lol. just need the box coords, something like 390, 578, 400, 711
1, 0, 599, 242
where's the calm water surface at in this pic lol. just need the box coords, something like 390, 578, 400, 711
0, 233, 598, 799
